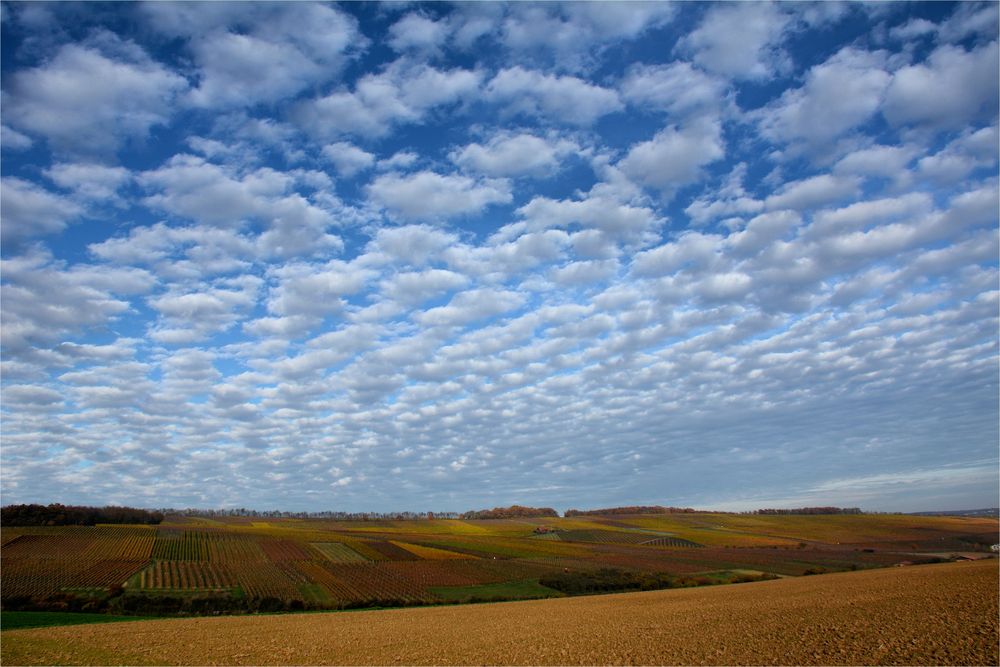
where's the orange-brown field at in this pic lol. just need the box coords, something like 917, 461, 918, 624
3, 559, 996, 666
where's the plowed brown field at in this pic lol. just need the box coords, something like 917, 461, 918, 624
3, 560, 996, 666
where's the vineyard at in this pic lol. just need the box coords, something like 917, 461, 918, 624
1, 512, 996, 614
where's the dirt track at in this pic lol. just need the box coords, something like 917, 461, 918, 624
3, 560, 997, 666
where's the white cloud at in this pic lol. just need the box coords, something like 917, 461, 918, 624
367, 170, 512, 221
2, 36, 188, 155
187, 34, 323, 109
889, 18, 937, 42
144, 2, 363, 110
1, 125, 33, 151
685, 163, 764, 227
1, 250, 154, 356
148, 275, 261, 344
415, 288, 525, 328
678, 3, 791, 80
805, 193, 934, 242
755, 47, 890, 152
243, 315, 318, 340
936, 3, 999, 44
621, 62, 727, 119
630, 232, 721, 278
140, 155, 288, 224
0, 178, 83, 243
883, 41, 999, 130
516, 193, 663, 245
322, 142, 376, 178
377, 151, 420, 171
89, 222, 255, 279
44, 162, 131, 202
450, 132, 578, 177
380, 269, 469, 307
498, 2, 675, 71
485, 67, 623, 126
388, 12, 449, 53
367, 224, 460, 267
266, 260, 375, 318
297, 61, 482, 138
918, 125, 1000, 183
765, 174, 861, 211
834, 144, 918, 179
549, 259, 619, 287
139, 155, 341, 258
618, 119, 725, 197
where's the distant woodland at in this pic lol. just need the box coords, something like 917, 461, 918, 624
459, 505, 559, 519
755, 507, 862, 515
565, 506, 700, 516
1, 504, 164, 526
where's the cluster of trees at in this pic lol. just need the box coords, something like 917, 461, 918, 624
459, 505, 559, 519
538, 568, 776, 595
754, 507, 862, 515
1, 504, 164, 526
565, 506, 700, 516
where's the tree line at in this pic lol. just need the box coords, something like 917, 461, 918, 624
459, 505, 559, 519
753, 507, 862, 515
1, 504, 164, 526
565, 505, 702, 516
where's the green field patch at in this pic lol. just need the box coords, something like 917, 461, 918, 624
690, 569, 776, 583
429, 580, 562, 602
298, 583, 334, 605
531, 531, 562, 541
641, 536, 704, 548
1, 611, 159, 631
311, 542, 369, 562
557, 529, 657, 545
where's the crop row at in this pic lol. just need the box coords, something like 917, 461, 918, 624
207, 536, 268, 562
81, 534, 155, 560
314, 562, 433, 603
411, 536, 589, 560
137, 561, 239, 589
641, 536, 704, 548
258, 538, 316, 561
237, 562, 310, 599
391, 541, 474, 560
151, 532, 208, 560
311, 542, 369, 562
2, 558, 146, 597
2, 534, 96, 559
557, 530, 660, 545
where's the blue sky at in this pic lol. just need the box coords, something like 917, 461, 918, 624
1, 1, 997, 513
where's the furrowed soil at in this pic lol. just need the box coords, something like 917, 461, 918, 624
3, 560, 996, 666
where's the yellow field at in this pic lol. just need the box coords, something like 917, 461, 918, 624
3, 560, 995, 666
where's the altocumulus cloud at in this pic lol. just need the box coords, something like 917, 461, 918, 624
1, 2, 997, 513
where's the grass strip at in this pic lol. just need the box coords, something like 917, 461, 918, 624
1, 610, 159, 630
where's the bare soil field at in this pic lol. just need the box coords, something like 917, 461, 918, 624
3, 560, 996, 666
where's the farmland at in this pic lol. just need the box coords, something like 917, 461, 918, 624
1, 512, 996, 615
2, 560, 996, 665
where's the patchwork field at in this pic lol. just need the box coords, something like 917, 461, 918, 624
3, 560, 996, 666
1, 512, 996, 614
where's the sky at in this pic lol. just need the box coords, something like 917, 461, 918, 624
0, 1, 997, 514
